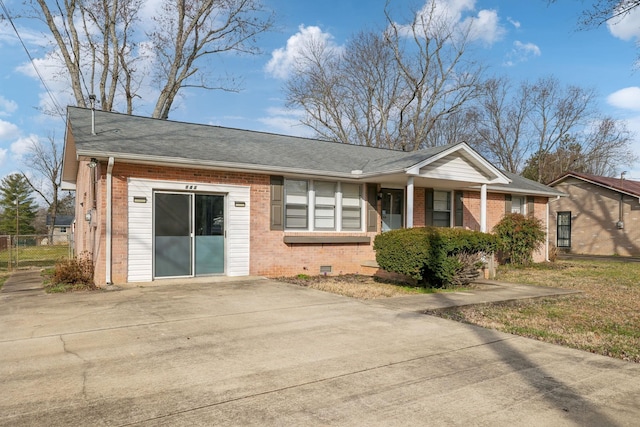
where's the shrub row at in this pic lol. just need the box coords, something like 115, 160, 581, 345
373, 227, 497, 288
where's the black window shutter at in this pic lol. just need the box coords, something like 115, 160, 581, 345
366, 184, 378, 232
454, 191, 463, 227
425, 188, 434, 226
527, 196, 535, 217
270, 176, 284, 230
505, 194, 512, 214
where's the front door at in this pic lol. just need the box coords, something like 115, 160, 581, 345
154, 192, 225, 278
381, 188, 404, 231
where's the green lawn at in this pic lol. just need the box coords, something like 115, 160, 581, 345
0, 245, 70, 270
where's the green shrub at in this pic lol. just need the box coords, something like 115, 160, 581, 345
373, 227, 497, 287
49, 252, 95, 290
493, 213, 545, 266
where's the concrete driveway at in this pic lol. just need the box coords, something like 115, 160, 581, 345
1, 275, 639, 426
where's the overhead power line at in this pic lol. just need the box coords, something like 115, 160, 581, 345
0, 0, 67, 124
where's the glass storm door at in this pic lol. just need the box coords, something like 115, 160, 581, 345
381, 188, 404, 231
195, 194, 225, 275
154, 193, 192, 278
154, 192, 225, 278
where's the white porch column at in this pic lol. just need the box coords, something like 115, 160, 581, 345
480, 184, 487, 232
407, 176, 414, 228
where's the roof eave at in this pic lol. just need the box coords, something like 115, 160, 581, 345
76, 150, 407, 181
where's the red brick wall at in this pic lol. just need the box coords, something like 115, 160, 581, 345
85, 162, 550, 285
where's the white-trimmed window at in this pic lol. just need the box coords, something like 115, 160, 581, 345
285, 179, 308, 229
432, 190, 451, 227
284, 179, 363, 231
341, 183, 362, 230
511, 196, 525, 214
314, 181, 337, 230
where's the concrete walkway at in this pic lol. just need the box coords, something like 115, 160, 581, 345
1, 269, 580, 312
1, 268, 46, 295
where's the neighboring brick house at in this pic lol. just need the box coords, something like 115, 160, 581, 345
61, 107, 564, 286
548, 172, 640, 257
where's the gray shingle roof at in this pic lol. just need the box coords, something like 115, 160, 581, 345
67, 107, 450, 176
65, 107, 562, 197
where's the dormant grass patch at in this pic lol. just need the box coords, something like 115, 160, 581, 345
278, 274, 485, 300
431, 260, 640, 363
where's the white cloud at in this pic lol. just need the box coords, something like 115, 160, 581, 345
405, 0, 505, 45
258, 106, 313, 137
0, 148, 7, 169
607, 87, 640, 110
265, 25, 339, 80
0, 96, 18, 117
10, 135, 38, 164
0, 119, 20, 141
607, 5, 640, 41
507, 17, 521, 29
463, 9, 504, 45
503, 40, 541, 67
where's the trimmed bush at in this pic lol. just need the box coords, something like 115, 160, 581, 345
493, 213, 545, 266
373, 227, 497, 287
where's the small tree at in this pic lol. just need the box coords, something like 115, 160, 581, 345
493, 213, 545, 266
0, 174, 38, 235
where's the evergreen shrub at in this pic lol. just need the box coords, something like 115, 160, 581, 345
493, 213, 545, 266
373, 227, 497, 287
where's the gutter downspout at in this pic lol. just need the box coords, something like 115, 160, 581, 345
106, 157, 114, 285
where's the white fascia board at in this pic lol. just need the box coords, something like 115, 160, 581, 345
75, 150, 406, 181
404, 143, 510, 184
483, 185, 567, 198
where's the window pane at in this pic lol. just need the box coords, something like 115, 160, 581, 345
433, 211, 450, 227
286, 205, 308, 229
433, 190, 450, 212
342, 184, 361, 230
315, 216, 335, 229
342, 207, 361, 230
285, 180, 309, 229
315, 181, 336, 197
286, 179, 308, 195
511, 196, 524, 214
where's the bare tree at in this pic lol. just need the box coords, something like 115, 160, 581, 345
470, 77, 534, 173
521, 117, 636, 182
285, 2, 483, 150
581, 117, 638, 176
28, 0, 274, 118
548, 0, 640, 28
528, 76, 596, 181
21, 135, 63, 244
471, 75, 597, 179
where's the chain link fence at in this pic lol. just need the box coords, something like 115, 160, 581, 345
0, 234, 73, 271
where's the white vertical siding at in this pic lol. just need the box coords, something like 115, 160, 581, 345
127, 178, 250, 282
420, 154, 491, 182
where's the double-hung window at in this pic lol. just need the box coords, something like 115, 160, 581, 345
341, 183, 362, 230
432, 190, 451, 227
314, 181, 337, 229
511, 196, 525, 214
285, 180, 308, 229
283, 179, 363, 231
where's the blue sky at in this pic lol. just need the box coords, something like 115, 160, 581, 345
2, 0, 640, 190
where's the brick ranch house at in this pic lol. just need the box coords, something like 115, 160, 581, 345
61, 107, 564, 286
548, 171, 640, 257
